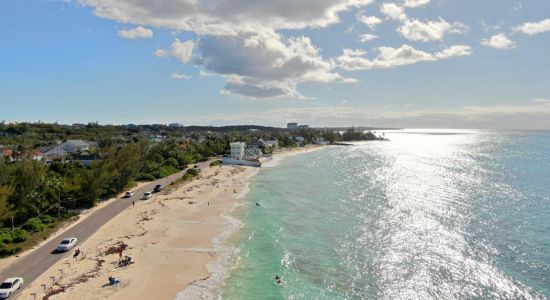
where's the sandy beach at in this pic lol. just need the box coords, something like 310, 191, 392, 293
16, 146, 323, 300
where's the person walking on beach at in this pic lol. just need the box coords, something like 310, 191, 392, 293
132, 200, 134, 207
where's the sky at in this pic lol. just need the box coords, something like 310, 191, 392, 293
1, 0, 550, 129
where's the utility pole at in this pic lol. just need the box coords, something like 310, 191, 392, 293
57, 189, 61, 221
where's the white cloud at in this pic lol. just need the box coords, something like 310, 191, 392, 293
336, 44, 472, 71
398, 18, 466, 42
82, 0, 377, 99
359, 34, 379, 42
481, 33, 516, 49
341, 77, 359, 83
199, 70, 216, 78
434, 45, 472, 59
534, 98, 549, 103
358, 14, 383, 29
117, 26, 153, 39
83, 0, 375, 35
342, 48, 368, 56
82, 0, 474, 99
155, 39, 195, 63
194, 33, 341, 99
171, 73, 192, 80
374, 45, 435, 67
403, 0, 430, 8
380, 3, 407, 21
514, 19, 550, 35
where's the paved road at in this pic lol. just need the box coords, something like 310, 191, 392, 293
0, 162, 210, 299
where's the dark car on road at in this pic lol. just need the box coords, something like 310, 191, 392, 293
153, 184, 165, 193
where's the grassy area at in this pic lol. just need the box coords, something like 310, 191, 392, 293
167, 167, 202, 189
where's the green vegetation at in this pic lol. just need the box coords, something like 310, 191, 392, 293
209, 160, 222, 167
186, 168, 200, 176
340, 127, 381, 141
182, 167, 200, 180
169, 166, 201, 187
182, 173, 195, 180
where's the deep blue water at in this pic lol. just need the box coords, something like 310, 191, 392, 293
223, 129, 550, 299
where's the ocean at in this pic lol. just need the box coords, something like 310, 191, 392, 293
221, 129, 550, 300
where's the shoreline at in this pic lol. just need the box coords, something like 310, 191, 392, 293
176, 145, 326, 299
16, 145, 325, 300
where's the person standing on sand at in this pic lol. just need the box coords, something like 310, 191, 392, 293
132, 200, 134, 207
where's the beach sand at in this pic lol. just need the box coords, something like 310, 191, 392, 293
17, 146, 324, 300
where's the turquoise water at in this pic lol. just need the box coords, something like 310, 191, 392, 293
222, 130, 550, 300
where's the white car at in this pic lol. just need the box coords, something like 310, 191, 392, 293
123, 191, 134, 198
56, 237, 77, 252
142, 192, 153, 200
0, 277, 23, 299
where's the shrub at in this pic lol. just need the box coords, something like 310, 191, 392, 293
40, 215, 57, 224
165, 157, 179, 168
186, 168, 199, 176
11, 229, 29, 243
0, 229, 13, 243
209, 160, 222, 167
0, 244, 22, 257
24, 217, 45, 233
136, 173, 156, 181
158, 165, 179, 178
183, 173, 195, 180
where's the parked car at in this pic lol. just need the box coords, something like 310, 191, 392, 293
123, 191, 134, 198
0, 277, 23, 299
142, 192, 153, 199
153, 184, 165, 193
56, 237, 78, 252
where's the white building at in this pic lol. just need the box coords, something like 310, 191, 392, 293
230, 142, 246, 160
244, 147, 263, 160
63, 140, 97, 153
41, 140, 98, 161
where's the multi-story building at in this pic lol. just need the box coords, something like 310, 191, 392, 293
230, 142, 246, 160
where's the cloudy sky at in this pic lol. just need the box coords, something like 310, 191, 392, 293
1, 0, 549, 128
